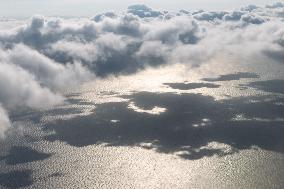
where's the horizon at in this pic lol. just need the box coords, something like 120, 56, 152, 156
0, 0, 280, 18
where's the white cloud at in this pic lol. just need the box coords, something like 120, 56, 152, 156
127, 4, 163, 18
0, 104, 11, 139
0, 59, 64, 110
7, 44, 94, 91
266, 2, 284, 8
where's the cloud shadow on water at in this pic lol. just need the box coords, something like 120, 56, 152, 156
202, 72, 260, 82
0, 170, 33, 189
164, 82, 220, 90
43, 90, 284, 160
0, 146, 52, 165
244, 79, 284, 94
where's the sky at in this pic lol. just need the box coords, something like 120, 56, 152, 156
0, 0, 280, 18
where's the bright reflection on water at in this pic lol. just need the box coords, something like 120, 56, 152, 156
0, 54, 284, 189
128, 102, 167, 115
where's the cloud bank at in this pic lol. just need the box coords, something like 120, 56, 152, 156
0, 3, 284, 138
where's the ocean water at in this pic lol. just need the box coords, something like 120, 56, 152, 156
0, 55, 284, 189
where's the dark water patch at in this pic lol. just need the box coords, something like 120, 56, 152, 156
245, 79, 284, 94
202, 72, 259, 82
48, 172, 63, 178
0, 146, 51, 165
0, 170, 33, 189
44, 91, 284, 160
164, 82, 220, 90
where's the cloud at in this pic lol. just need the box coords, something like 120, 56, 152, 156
127, 4, 163, 18
6, 44, 93, 91
266, 2, 284, 8
0, 104, 11, 139
240, 13, 266, 25
0, 2, 284, 139
194, 11, 227, 21
241, 4, 259, 12
223, 11, 244, 21
144, 16, 204, 44
93, 12, 117, 22
0, 44, 94, 139
0, 58, 64, 110
0, 15, 98, 49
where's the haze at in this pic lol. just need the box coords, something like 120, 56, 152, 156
0, 0, 279, 18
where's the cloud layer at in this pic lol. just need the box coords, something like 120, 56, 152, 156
0, 3, 284, 138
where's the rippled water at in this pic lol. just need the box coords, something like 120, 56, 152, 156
0, 55, 284, 188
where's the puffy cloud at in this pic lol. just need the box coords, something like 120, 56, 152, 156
135, 40, 169, 66
45, 14, 205, 75
0, 15, 98, 49
266, 2, 284, 9
0, 57, 64, 138
179, 10, 190, 15
194, 11, 227, 21
241, 13, 266, 25
0, 44, 94, 139
127, 4, 163, 18
6, 44, 93, 91
98, 13, 143, 37
93, 12, 117, 22
144, 16, 204, 44
240, 4, 259, 12
0, 57, 64, 109
223, 11, 244, 21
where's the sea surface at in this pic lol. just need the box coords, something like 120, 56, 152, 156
1, 55, 284, 189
